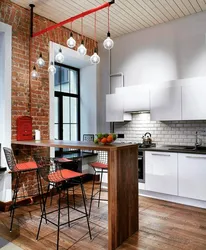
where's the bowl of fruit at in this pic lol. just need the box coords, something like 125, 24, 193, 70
94, 133, 117, 145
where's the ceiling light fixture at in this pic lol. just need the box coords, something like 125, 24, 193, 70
90, 12, 100, 64
31, 65, 38, 79
55, 47, 64, 63
77, 18, 87, 56
67, 22, 76, 48
36, 52, 45, 67
90, 48, 100, 64
103, 6, 114, 50
48, 62, 56, 74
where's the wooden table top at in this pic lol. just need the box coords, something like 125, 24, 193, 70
11, 140, 138, 151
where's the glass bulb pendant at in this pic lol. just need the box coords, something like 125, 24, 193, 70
31, 66, 38, 79
90, 50, 100, 64
103, 32, 114, 50
55, 48, 64, 63
48, 62, 56, 74
77, 41, 87, 56
67, 32, 76, 48
36, 52, 45, 67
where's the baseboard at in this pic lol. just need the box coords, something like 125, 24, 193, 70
0, 197, 32, 212
139, 189, 206, 209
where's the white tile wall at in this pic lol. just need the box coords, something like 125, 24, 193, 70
114, 114, 206, 146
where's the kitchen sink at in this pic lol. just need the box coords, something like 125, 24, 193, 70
168, 146, 196, 151
195, 146, 206, 151
168, 146, 206, 151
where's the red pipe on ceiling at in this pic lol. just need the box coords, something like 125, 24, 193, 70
32, 1, 114, 38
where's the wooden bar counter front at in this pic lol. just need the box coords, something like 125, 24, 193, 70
12, 140, 139, 250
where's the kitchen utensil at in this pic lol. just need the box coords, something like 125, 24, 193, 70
142, 132, 152, 146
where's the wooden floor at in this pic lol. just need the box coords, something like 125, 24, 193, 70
1, 183, 206, 250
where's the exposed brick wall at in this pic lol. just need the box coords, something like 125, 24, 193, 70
0, 0, 97, 197
0, 0, 97, 140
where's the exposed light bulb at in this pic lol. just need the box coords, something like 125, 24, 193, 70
103, 32, 114, 50
31, 65, 38, 79
77, 40, 87, 56
67, 32, 76, 48
90, 49, 100, 64
36, 52, 45, 67
48, 62, 56, 74
55, 48, 64, 63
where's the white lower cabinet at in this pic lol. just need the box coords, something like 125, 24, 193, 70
178, 153, 206, 201
145, 151, 178, 195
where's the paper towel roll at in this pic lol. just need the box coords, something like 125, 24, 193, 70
35, 130, 41, 141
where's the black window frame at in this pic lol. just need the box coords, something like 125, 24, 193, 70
54, 62, 80, 157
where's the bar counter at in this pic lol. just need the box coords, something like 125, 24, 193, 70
12, 140, 139, 250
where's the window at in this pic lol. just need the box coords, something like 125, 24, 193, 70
54, 63, 80, 156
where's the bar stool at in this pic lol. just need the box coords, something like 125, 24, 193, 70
34, 155, 92, 250
3, 147, 41, 232
88, 150, 108, 217
52, 157, 76, 207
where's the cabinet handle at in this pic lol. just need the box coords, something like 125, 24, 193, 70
186, 156, 206, 159
151, 153, 170, 157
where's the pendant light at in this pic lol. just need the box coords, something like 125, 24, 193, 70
48, 62, 56, 74
36, 52, 45, 67
90, 12, 100, 64
90, 48, 100, 64
77, 18, 87, 56
67, 22, 76, 48
55, 47, 64, 63
103, 6, 114, 50
31, 65, 38, 79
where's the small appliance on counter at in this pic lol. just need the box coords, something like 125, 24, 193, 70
140, 132, 155, 148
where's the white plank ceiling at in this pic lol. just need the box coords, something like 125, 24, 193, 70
11, 0, 206, 41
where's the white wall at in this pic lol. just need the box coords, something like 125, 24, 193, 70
111, 11, 206, 86
97, 44, 110, 133
80, 65, 97, 137
0, 22, 12, 202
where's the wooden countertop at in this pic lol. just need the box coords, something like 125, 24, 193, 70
12, 140, 137, 151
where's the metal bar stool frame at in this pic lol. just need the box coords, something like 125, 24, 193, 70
3, 147, 43, 232
34, 155, 92, 250
88, 151, 108, 217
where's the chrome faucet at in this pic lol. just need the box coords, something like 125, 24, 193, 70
195, 130, 206, 149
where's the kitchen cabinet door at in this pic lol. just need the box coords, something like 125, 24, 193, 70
178, 153, 206, 201
150, 86, 181, 121
106, 94, 132, 122
145, 151, 178, 195
116, 85, 150, 112
182, 82, 206, 120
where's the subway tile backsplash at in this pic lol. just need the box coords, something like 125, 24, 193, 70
114, 113, 206, 146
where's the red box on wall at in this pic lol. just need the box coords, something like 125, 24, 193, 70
17, 116, 33, 141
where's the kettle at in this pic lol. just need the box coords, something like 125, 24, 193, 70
142, 132, 152, 146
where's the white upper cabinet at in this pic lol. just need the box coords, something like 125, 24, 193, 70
116, 85, 150, 112
150, 86, 181, 121
182, 80, 206, 120
106, 93, 132, 122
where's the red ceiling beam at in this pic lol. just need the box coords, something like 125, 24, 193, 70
32, 1, 115, 38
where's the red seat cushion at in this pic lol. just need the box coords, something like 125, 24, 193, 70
15, 161, 38, 172
48, 169, 83, 183
90, 162, 108, 169
55, 158, 73, 163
